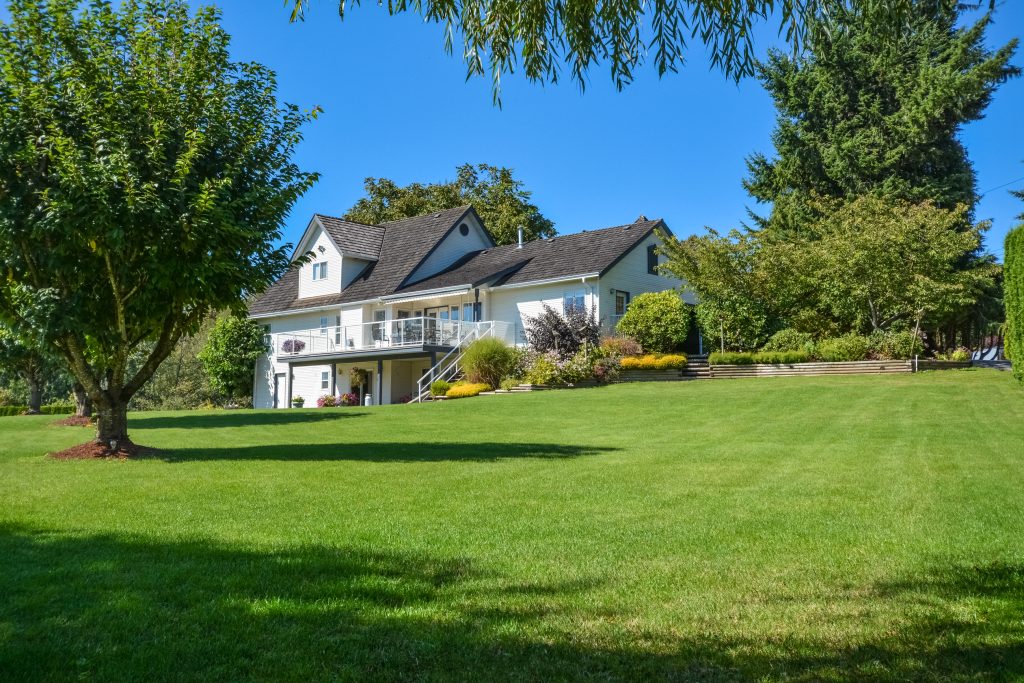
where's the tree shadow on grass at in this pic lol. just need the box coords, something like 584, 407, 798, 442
130, 410, 368, 430
1, 524, 1022, 681
156, 441, 619, 463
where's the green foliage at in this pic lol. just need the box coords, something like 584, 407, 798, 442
0, 403, 74, 416
598, 336, 643, 357
614, 291, 691, 353
499, 378, 519, 392
460, 338, 518, 389
816, 335, 872, 362
746, 3, 1019, 232
344, 164, 554, 245
936, 348, 971, 362
287, 2, 934, 106
869, 330, 924, 361
660, 229, 777, 350
430, 380, 452, 397
754, 351, 811, 365
445, 382, 490, 399
199, 316, 269, 401
524, 353, 558, 386
709, 352, 755, 366
129, 316, 218, 411
0, 0, 317, 440
552, 349, 593, 386
1006, 225, 1024, 383
291, 396, 305, 407
762, 329, 813, 353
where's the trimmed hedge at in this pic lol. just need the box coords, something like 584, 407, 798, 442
446, 383, 491, 399
1006, 225, 1024, 383
816, 334, 871, 362
709, 351, 811, 365
619, 353, 688, 370
0, 404, 76, 416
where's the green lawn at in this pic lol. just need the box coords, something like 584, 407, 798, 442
1, 370, 1023, 681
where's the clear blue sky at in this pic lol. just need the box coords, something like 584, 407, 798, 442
16, 2, 1024, 258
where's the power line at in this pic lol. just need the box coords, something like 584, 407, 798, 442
979, 174, 1024, 198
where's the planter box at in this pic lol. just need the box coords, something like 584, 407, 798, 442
617, 370, 687, 382
709, 359, 972, 378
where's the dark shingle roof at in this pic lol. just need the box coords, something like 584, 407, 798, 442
249, 209, 667, 317
396, 218, 666, 294
249, 205, 474, 316
314, 215, 384, 261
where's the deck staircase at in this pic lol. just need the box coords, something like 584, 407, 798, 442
413, 322, 495, 403
682, 355, 711, 379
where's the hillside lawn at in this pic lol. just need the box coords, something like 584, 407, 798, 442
1, 370, 1022, 681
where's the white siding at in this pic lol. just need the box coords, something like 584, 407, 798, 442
407, 213, 491, 284
342, 256, 372, 288
297, 225, 343, 299
598, 232, 688, 328
487, 279, 598, 345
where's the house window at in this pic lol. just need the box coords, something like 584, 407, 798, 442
319, 316, 329, 335
563, 289, 586, 314
647, 245, 659, 275
463, 303, 475, 322
614, 291, 630, 317
321, 371, 330, 390
312, 262, 328, 280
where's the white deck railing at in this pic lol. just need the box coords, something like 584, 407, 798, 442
274, 317, 488, 359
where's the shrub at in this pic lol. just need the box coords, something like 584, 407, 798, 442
0, 405, 26, 416
753, 350, 811, 364
524, 352, 559, 385
430, 379, 452, 397
620, 354, 688, 370
592, 357, 619, 384
316, 394, 337, 408
552, 348, 594, 385
0, 387, 18, 406
1004, 225, 1024, 383
340, 392, 360, 406
499, 377, 519, 391
709, 351, 755, 365
816, 334, 871, 362
762, 329, 813, 353
461, 338, 518, 388
524, 303, 600, 358
615, 291, 691, 353
869, 329, 923, 360
936, 347, 971, 362
446, 382, 491, 399
599, 335, 643, 357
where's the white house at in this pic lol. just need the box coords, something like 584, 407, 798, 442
248, 205, 693, 407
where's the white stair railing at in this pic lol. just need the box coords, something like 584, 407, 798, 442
414, 322, 495, 403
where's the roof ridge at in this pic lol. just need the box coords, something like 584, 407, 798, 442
378, 204, 473, 228
314, 213, 386, 230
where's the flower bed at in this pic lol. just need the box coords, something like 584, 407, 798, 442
619, 353, 688, 370
446, 383, 492, 399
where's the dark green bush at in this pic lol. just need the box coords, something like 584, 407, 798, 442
709, 351, 755, 365
869, 329, 923, 360
1005, 225, 1023, 383
753, 350, 811, 364
0, 404, 74, 416
761, 329, 813, 353
615, 291, 690, 353
461, 338, 518, 388
816, 334, 871, 362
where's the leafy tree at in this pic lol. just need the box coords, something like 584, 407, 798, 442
1006, 187, 1024, 383
199, 316, 269, 403
0, 326, 59, 414
746, 2, 1018, 233
524, 304, 600, 358
129, 315, 219, 411
0, 1, 317, 448
615, 291, 691, 353
793, 197, 997, 339
287, 1, 934, 104
345, 164, 554, 245
660, 229, 779, 351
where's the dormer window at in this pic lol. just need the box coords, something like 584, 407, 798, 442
312, 262, 328, 280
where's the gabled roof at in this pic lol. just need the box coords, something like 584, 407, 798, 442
248, 208, 669, 317
396, 218, 667, 294
314, 215, 384, 261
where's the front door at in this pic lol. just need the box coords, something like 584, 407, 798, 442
273, 372, 287, 409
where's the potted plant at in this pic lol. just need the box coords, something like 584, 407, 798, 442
291, 396, 305, 408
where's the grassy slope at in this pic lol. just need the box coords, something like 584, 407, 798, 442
1, 370, 1022, 681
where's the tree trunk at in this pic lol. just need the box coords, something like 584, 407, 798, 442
95, 400, 129, 447
26, 377, 42, 414
73, 382, 92, 418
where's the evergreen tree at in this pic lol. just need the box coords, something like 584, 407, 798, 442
745, 2, 1018, 233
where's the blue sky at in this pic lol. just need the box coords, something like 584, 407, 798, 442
14, 2, 1024, 258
